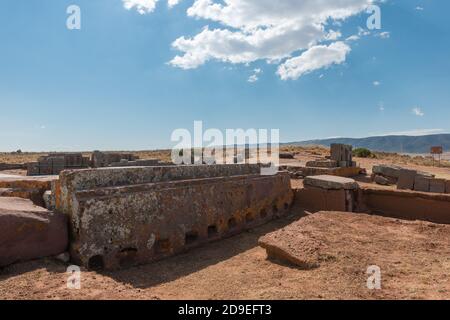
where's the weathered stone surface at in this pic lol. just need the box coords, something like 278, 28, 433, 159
27, 153, 89, 176
0, 197, 68, 267
374, 175, 390, 186
43, 190, 55, 210
108, 159, 161, 167
446, 180, 450, 194
358, 186, 450, 224
330, 144, 353, 168
279, 152, 295, 159
305, 160, 338, 168
397, 169, 417, 190
294, 187, 349, 212
414, 176, 431, 192
260, 211, 450, 270
429, 179, 446, 194
0, 174, 55, 206
0, 163, 26, 170
91, 151, 138, 168
372, 164, 403, 179
259, 230, 324, 269
304, 175, 359, 190
55, 164, 293, 270
417, 171, 435, 179
0, 187, 42, 205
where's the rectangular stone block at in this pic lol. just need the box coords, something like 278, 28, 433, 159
429, 179, 446, 194
305, 160, 338, 168
446, 180, 450, 194
414, 176, 431, 192
26, 162, 40, 176
397, 169, 417, 190
55, 164, 293, 270
372, 164, 402, 180
304, 175, 358, 190
330, 144, 352, 166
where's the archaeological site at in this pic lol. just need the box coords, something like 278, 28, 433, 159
2, 143, 450, 301
2, 0, 450, 309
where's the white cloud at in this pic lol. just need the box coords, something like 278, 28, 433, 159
124, 0, 385, 80
277, 41, 351, 80
247, 68, 263, 82
378, 129, 446, 136
415, 6, 424, 11
122, 0, 181, 14
123, 0, 158, 14
376, 31, 390, 39
412, 107, 425, 117
373, 80, 380, 86
169, 0, 377, 79
168, 0, 181, 7
248, 74, 259, 83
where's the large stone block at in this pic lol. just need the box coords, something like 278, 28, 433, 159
0, 197, 68, 267
305, 160, 338, 168
429, 179, 446, 194
397, 169, 417, 190
330, 144, 353, 168
446, 180, 450, 194
372, 164, 403, 180
91, 151, 138, 168
55, 164, 293, 270
414, 176, 431, 192
303, 175, 359, 190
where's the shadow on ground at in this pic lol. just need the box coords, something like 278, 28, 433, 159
0, 207, 308, 290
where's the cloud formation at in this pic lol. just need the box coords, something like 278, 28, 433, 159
122, 0, 181, 14
412, 107, 425, 117
125, 0, 381, 80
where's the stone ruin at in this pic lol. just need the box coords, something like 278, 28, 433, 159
27, 153, 90, 176
26, 151, 165, 176
372, 164, 450, 194
52, 164, 293, 270
90, 151, 138, 168
282, 144, 363, 178
306, 143, 356, 168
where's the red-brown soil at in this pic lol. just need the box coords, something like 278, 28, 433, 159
2, 206, 450, 300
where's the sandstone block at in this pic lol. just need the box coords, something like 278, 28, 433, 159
429, 179, 446, 194
0, 197, 68, 267
304, 175, 358, 190
397, 169, 417, 190
414, 176, 431, 192
372, 164, 403, 179
374, 175, 390, 186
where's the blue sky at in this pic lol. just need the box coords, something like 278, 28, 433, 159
0, 0, 449, 151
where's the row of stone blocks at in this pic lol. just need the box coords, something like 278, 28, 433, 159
27, 153, 90, 176
54, 164, 293, 270
373, 164, 450, 194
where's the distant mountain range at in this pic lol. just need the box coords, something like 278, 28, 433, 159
288, 134, 450, 154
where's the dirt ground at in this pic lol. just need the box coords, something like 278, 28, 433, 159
1, 205, 450, 300
1, 147, 450, 300
280, 151, 450, 180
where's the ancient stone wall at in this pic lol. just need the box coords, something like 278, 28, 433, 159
357, 187, 450, 224
55, 164, 293, 270
27, 153, 89, 176
90, 151, 138, 168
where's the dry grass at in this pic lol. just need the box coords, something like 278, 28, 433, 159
372, 152, 450, 168
1, 146, 449, 169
